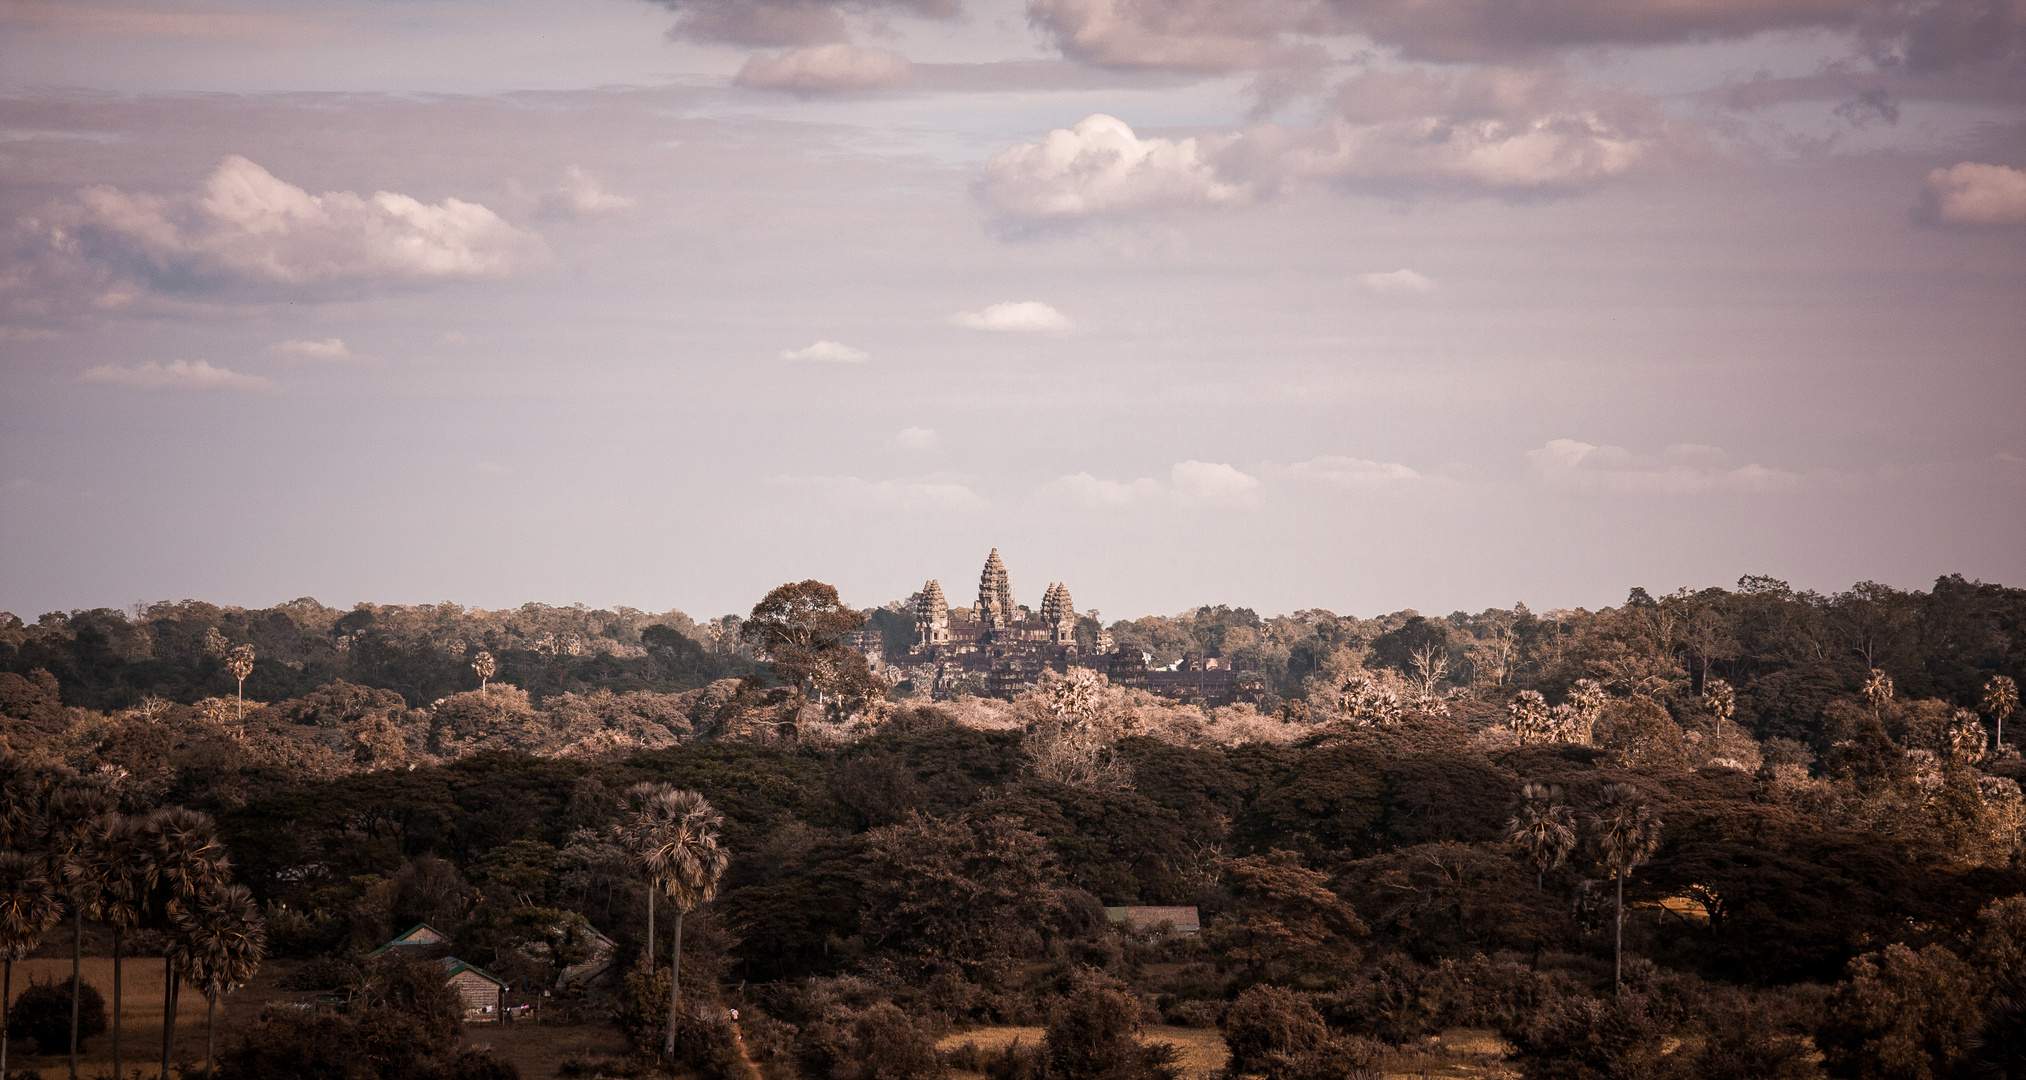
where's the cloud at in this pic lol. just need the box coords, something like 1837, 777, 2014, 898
81, 359, 273, 391
1359, 269, 1434, 294
772, 473, 986, 511
781, 340, 869, 361
267, 337, 351, 360
659, 0, 956, 47
41, 155, 547, 296
977, 114, 1247, 223
736, 44, 912, 91
1923, 162, 2026, 225
1231, 68, 1682, 195
1170, 459, 1261, 506
539, 166, 637, 218
1039, 471, 1164, 507
1279, 455, 1421, 485
1027, 0, 1331, 73
896, 426, 940, 449
951, 300, 1073, 332
1527, 439, 1799, 493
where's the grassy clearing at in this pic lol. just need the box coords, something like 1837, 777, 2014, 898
936, 1024, 1229, 1080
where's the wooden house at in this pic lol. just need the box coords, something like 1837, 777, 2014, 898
369, 922, 452, 957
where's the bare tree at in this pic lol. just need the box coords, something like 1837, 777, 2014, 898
1406, 641, 1448, 698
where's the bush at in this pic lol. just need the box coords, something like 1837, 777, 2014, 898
1043, 978, 1179, 1080
4, 977, 107, 1055
216, 1008, 373, 1080
1220, 985, 1379, 1080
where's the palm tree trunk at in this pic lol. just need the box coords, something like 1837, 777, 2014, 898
70, 906, 82, 1080
1614, 872, 1625, 995
4, 958, 14, 1078
662, 909, 685, 1059
646, 888, 655, 971
112, 926, 123, 1080
162, 965, 179, 1080
206, 994, 217, 1078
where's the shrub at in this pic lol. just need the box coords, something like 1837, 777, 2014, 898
4, 977, 107, 1056
1043, 978, 1178, 1080
216, 1008, 373, 1080
1219, 985, 1379, 1080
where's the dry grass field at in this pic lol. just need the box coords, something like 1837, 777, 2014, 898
937, 1024, 1230, 1080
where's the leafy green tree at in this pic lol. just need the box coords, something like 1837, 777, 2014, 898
1821, 943, 1982, 1080
740, 580, 875, 708
1591, 783, 1662, 994
1217, 851, 1366, 982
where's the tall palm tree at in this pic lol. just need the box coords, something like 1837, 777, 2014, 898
472, 650, 497, 692
0, 753, 48, 850
614, 781, 674, 968
0, 851, 65, 1079
42, 782, 115, 1080
1503, 783, 1577, 891
226, 645, 256, 721
66, 812, 150, 1080
1591, 783, 1663, 995
1986, 675, 2019, 754
145, 807, 231, 1080
171, 883, 266, 1078
641, 789, 729, 1060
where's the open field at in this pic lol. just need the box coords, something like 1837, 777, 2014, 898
938, 1024, 1230, 1080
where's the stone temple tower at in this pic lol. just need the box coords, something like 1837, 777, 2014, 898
978, 549, 1014, 631
915, 580, 950, 647
1040, 582, 1078, 645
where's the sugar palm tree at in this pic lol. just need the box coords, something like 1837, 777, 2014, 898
66, 812, 150, 1080
171, 883, 266, 1078
226, 645, 256, 721
640, 789, 729, 1059
614, 781, 675, 968
1, 850, 65, 1078
1503, 783, 1577, 891
42, 782, 115, 1080
1986, 675, 2018, 754
1591, 783, 1663, 995
472, 650, 497, 692
145, 807, 232, 1080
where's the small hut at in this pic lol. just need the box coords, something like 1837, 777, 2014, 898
438, 957, 509, 1021
369, 922, 452, 957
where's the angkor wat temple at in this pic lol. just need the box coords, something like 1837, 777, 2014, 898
886, 549, 1261, 705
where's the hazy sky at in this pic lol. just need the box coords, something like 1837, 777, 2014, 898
1, 0, 2022, 623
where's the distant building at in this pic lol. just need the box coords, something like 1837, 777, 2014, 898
368, 922, 451, 957
889, 549, 1261, 705
1105, 905, 1200, 936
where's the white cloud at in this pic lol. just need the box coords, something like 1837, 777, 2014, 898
81, 359, 273, 391
47, 155, 547, 290
1527, 439, 1798, 493
1170, 459, 1261, 506
267, 337, 350, 360
1280, 455, 1421, 485
896, 426, 939, 450
735, 44, 912, 92
781, 340, 869, 362
951, 301, 1073, 333
1359, 269, 1434, 294
978, 114, 1247, 223
773, 474, 986, 511
1039, 471, 1164, 507
539, 166, 636, 218
1925, 162, 2026, 225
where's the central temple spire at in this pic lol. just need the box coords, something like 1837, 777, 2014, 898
978, 548, 1014, 628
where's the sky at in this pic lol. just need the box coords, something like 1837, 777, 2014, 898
0, 0, 2022, 624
